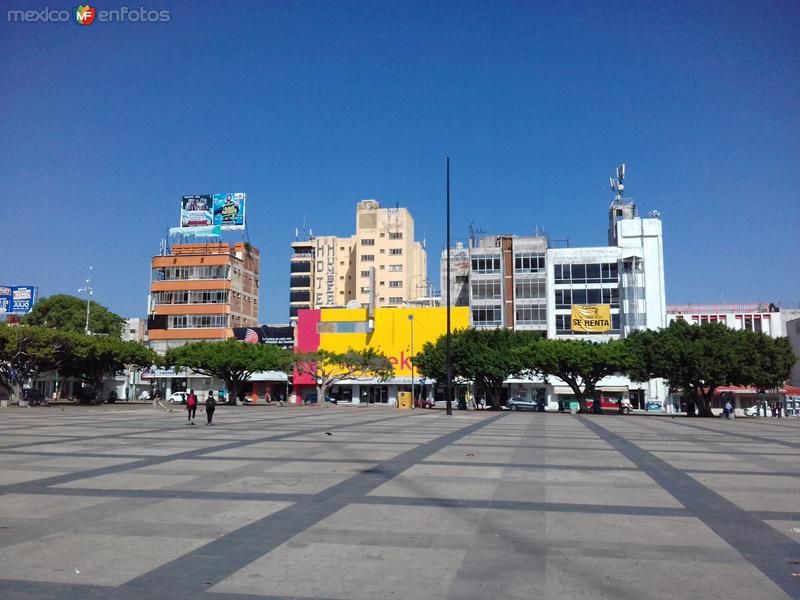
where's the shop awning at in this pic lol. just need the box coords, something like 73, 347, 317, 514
248, 371, 288, 382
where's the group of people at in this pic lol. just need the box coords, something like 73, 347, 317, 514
185, 389, 217, 425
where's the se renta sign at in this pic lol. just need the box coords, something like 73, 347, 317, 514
571, 304, 611, 332
0, 286, 37, 315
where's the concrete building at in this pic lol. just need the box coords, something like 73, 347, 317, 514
289, 200, 427, 323
666, 303, 783, 337
147, 241, 259, 354
440, 164, 669, 409
121, 317, 146, 343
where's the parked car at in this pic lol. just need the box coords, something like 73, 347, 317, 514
506, 396, 538, 411
744, 405, 774, 418
303, 393, 336, 405
168, 391, 187, 404
585, 397, 633, 415
414, 397, 435, 409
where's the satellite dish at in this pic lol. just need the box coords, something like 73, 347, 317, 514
346, 299, 360, 309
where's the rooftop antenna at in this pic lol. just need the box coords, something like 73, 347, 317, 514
610, 163, 626, 203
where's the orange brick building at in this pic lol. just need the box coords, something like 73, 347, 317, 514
147, 242, 259, 353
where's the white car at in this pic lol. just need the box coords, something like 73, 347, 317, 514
168, 392, 188, 404
744, 405, 774, 418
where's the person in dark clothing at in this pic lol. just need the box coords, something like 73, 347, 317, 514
186, 390, 197, 424
206, 391, 216, 425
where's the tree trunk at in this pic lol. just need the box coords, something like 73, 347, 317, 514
488, 386, 503, 410
696, 393, 715, 418
576, 392, 588, 413
589, 387, 602, 415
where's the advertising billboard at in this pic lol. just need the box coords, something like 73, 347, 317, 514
233, 325, 294, 349
0, 286, 37, 315
213, 193, 246, 229
180, 195, 213, 227
571, 304, 611, 333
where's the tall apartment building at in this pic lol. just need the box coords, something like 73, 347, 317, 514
148, 242, 259, 353
288, 200, 427, 322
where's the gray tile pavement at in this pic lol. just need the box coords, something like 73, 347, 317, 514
0, 405, 798, 599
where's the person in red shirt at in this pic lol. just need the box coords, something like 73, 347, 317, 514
186, 389, 198, 425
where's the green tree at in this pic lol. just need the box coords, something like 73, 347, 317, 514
415, 328, 543, 409
63, 335, 156, 403
522, 338, 631, 414
24, 294, 125, 337
0, 325, 77, 402
738, 330, 796, 392
626, 320, 745, 417
164, 340, 295, 404
294, 348, 393, 405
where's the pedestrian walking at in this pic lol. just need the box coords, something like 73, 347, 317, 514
206, 391, 216, 425
724, 399, 733, 420
186, 389, 197, 424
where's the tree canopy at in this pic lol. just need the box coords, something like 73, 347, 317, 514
24, 294, 125, 337
295, 348, 393, 405
415, 328, 542, 409
164, 339, 295, 403
626, 320, 794, 417
0, 324, 155, 403
519, 338, 631, 413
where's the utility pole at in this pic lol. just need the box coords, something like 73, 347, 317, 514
446, 157, 452, 416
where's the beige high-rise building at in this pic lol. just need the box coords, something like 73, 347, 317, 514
289, 200, 427, 320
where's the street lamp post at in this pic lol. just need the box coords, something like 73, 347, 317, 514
78, 266, 93, 335
408, 314, 415, 408
445, 157, 452, 416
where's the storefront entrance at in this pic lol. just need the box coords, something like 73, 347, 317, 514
361, 385, 389, 404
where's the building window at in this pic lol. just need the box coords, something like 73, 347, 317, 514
389, 281, 403, 288
360, 270, 371, 277
388, 264, 403, 272
472, 306, 502, 327
555, 288, 619, 309
388, 296, 403, 303
514, 252, 545, 274
167, 314, 229, 329
389, 232, 403, 240
361, 239, 375, 246
289, 261, 312, 274
471, 280, 501, 300
290, 290, 311, 302
514, 278, 545, 300
360, 286, 371, 293
360, 255, 375, 262
152, 265, 229, 281
152, 290, 229, 305
554, 263, 618, 284
471, 256, 501, 274
516, 306, 546, 325
290, 275, 311, 288
389, 248, 403, 256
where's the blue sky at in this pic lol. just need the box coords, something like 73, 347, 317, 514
2, 0, 798, 322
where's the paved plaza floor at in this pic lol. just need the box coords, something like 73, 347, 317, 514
0, 405, 799, 599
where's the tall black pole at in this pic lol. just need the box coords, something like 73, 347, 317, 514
445, 157, 453, 416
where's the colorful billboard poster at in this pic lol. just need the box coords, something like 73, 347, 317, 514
571, 304, 611, 332
213, 193, 246, 229
180, 195, 213, 227
0, 286, 37, 315
233, 325, 294, 349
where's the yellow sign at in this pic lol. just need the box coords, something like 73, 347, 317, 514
571, 304, 611, 332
